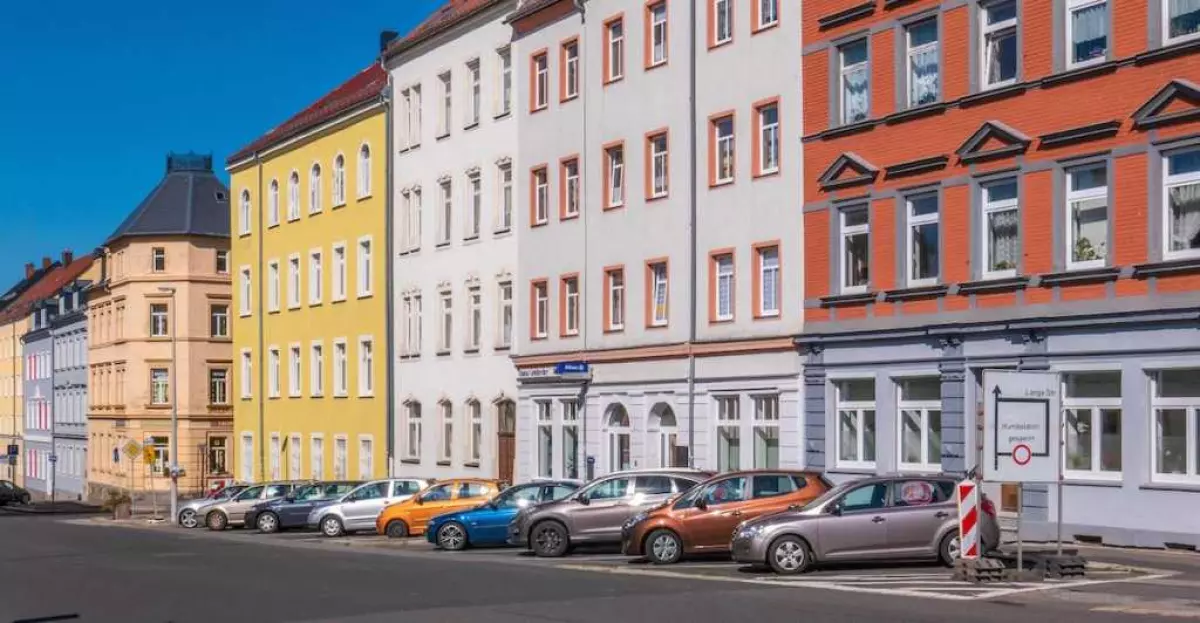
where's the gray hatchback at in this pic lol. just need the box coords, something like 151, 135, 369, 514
731, 475, 1000, 574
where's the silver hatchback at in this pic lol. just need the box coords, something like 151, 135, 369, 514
731, 475, 1000, 574
306, 478, 431, 537
205, 481, 308, 531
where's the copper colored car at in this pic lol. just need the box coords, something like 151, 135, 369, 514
621, 470, 831, 564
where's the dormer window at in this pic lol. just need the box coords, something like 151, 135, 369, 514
152, 247, 166, 272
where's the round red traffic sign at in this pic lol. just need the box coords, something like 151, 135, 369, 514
1012, 444, 1033, 466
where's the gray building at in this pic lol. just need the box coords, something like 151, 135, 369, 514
50, 285, 89, 499
21, 305, 53, 496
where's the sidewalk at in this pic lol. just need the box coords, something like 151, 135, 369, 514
0, 501, 103, 515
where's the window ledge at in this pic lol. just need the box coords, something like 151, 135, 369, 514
1133, 257, 1200, 278
821, 119, 876, 140
436, 132, 451, 141
1038, 266, 1121, 286
957, 276, 1028, 294
646, 323, 669, 330
494, 110, 512, 121
463, 121, 480, 132
436, 460, 452, 467
603, 327, 624, 334
530, 106, 548, 115
753, 312, 782, 321
400, 458, 421, 465
1042, 61, 1119, 88
710, 318, 735, 325
494, 344, 512, 352
435, 241, 451, 249
1140, 482, 1200, 493
463, 235, 481, 243
1038, 120, 1122, 148
645, 60, 668, 72
754, 168, 781, 180
331, 297, 347, 304
561, 212, 581, 220
817, 1, 875, 30
884, 284, 950, 301
1062, 477, 1123, 488
436, 349, 452, 357
885, 102, 948, 126
463, 347, 480, 355
494, 227, 512, 237
884, 155, 950, 179
332, 202, 347, 209
960, 83, 1028, 108
1135, 37, 1200, 66
751, 21, 780, 35
464, 461, 480, 468
883, 0, 920, 7
820, 291, 878, 307
709, 179, 735, 189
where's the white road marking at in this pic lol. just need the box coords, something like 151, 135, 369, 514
1092, 603, 1200, 618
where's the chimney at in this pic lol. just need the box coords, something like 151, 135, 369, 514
379, 30, 399, 52
42, 256, 52, 269
61, 249, 73, 265
24, 263, 34, 279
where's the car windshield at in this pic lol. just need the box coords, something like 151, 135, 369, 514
799, 481, 854, 511
235, 486, 264, 501
493, 484, 541, 509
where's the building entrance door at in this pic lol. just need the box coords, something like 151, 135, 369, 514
496, 400, 515, 483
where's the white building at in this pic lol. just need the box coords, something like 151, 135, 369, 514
385, 0, 521, 481
508, 0, 802, 482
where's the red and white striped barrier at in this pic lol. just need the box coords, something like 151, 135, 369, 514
956, 480, 980, 559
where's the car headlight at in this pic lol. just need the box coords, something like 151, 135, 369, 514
736, 523, 765, 540
622, 512, 648, 531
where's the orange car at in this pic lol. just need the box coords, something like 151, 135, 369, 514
621, 470, 831, 564
376, 478, 501, 538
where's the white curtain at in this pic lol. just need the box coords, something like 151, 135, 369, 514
843, 66, 869, 123
1170, 0, 1200, 37
988, 209, 1019, 270
1071, 2, 1107, 60
910, 47, 939, 106
1169, 184, 1200, 251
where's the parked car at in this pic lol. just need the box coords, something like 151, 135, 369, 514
507, 468, 712, 558
307, 478, 432, 537
426, 479, 581, 550
205, 481, 309, 531
0, 480, 31, 506
377, 478, 503, 538
177, 484, 247, 528
245, 481, 361, 533
621, 470, 831, 564
730, 474, 1001, 574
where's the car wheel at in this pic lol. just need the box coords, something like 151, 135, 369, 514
531, 521, 570, 558
436, 522, 468, 551
20, 494, 31, 506
645, 529, 684, 565
178, 509, 198, 529
939, 532, 961, 567
385, 520, 409, 539
320, 516, 345, 538
257, 512, 280, 534
206, 511, 228, 531
767, 536, 812, 575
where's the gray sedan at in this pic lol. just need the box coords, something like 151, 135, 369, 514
177, 485, 246, 528
731, 475, 1000, 574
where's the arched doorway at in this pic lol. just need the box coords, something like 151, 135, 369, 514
495, 399, 516, 483
648, 403, 682, 467
605, 404, 631, 472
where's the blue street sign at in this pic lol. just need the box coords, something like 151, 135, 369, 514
554, 361, 589, 375
6, 444, 17, 457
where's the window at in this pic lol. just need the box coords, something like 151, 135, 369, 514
333, 339, 348, 397
310, 342, 324, 397
756, 0, 779, 30
400, 85, 423, 149
533, 280, 549, 339
240, 434, 254, 481
438, 72, 453, 136
605, 144, 625, 207
150, 368, 169, 405
309, 249, 323, 304
563, 40, 579, 100
840, 207, 870, 293
332, 243, 346, 301
1166, 0, 1200, 43
907, 193, 940, 286
606, 17, 625, 82
1066, 164, 1108, 269
649, 261, 669, 326
238, 191, 251, 235
357, 237, 373, 297
467, 59, 481, 126
266, 260, 280, 312
537, 401, 553, 477
840, 482, 889, 512
309, 164, 322, 214
649, 132, 669, 198
210, 304, 229, 338
269, 435, 281, 480
1066, 0, 1108, 67
408, 188, 424, 249
357, 144, 372, 198
289, 434, 301, 479
288, 172, 300, 221
150, 303, 168, 337
498, 282, 513, 348
756, 245, 780, 317
648, 2, 668, 67
1152, 369, 1200, 482
981, 0, 1018, 88
438, 180, 453, 244
1165, 148, 1200, 259
606, 268, 625, 331
439, 401, 454, 463
208, 437, 227, 475
269, 347, 281, 397
467, 288, 482, 350
753, 396, 780, 469
311, 436, 324, 480
907, 18, 939, 107
268, 180, 279, 226
437, 292, 453, 353
837, 379, 877, 468
839, 39, 869, 124
716, 396, 740, 471
402, 293, 424, 356
498, 163, 513, 231
498, 47, 513, 115
215, 250, 229, 274
562, 400, 580, 478
1063, 371, 1122, 477
467, 173, 482, 238
712, 115, 734, 185
333, 155, 346, 205
287, 255, 301, 309
240, 349, 252, 399
404, 401, 423, 460
713, 0, 733, 45
562, 276, 580, 336
532, 167, 549, 225
533, 52, 549, 111
713, 253, 734, 322
981, 178, 1019, 278
755, 102, 780, 176
358, 337, 374, 397
334, 437, 347, 480
152, 247, 166, 272
288, 345, 301, 397
359, 437, 373, 480
562, 158, 580, 218
897, 377, 942, 471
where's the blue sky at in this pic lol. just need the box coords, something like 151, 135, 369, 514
0, 0, 442, 284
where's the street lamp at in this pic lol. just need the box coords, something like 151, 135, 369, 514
158, 286, 179, 525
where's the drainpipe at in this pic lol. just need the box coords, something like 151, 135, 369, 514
380, 54, 396, 478
256, 154, 265, 482
574, 0, 588, 478
685, 0, 698, 468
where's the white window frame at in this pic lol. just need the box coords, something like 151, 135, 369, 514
149, 303, 169, 337
564, 40, 580, 98
1065, 164, 1109, 270
466, 59, 481, 127
651, 134, 669, 198
836, 379, 877, 470
1061, 371, 1123, 480
268, 346, 281, 398
714, 0, 733, 44
409, 188, 424, 248
439, 400, 454, 463
268, 180, 280, 226
439, 292, 453, 353
357, 236, 374, 297
651, 263, 669, 326
714, 117, 734, 184
1066, 0, 1109, 69
438, 180, 453, 244
564, 277, 580, 336
758, 104, 780, 175
239, 190, 251, 235
537, 400, 554, 477
716, 254, 734, 321
839, 39, 870, 125
467, 172, 482, 239
1163, 0, 1200, 45
759, 246, 780, 317
310, 435, 325, 480
498, 163, 513, 231
358, 336, 374, 397
309, 163, 322, 214
534, 53, 549, 110
288, 171, 300, 221
358, 436, 373, 480
467, 400, 483, 464
269, 434, 281, 480
752, 395, 780, 469
288, 344, 302, 398
906, 18, 940, 107
498, 47, 513, 116
334, 436, 348, 480
534, 282, 549, 338
498, 282, 513, 348
286, 254, 301, 309
467, 287, 482, 350
981, 178, 1019, 279
333, 154, 346, 206
896, 377, 942, 473
289, 433, 302, 479
650, 2, 668, 66
240, 349, 252, 399
310, 341, 324, 397
1163, 148, 1200, 260
404, 401, 423, 461
332, 243, 347, 302
980, 0, 1019, 89
564, 159, 580, 217
758, 0, 779, 29
241, 433, 254, 481
309, 248, 323, 305
608, 19, 625, 81
332, 338, 348, 398
907, 193, 940, 287
715, 395, 741, 472
534, 168, 549, 225
357, 143, 372, 198
607, 146, 625, 207
1151, 369, 1200, 484
609, 269, 625, 331
438, 72, 452, 137
239, 267, 252, 317
840, 207, 870, 294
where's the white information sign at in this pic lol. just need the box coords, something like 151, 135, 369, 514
982, 370, 1061, 483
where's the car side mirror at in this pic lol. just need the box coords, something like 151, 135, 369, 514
695, 498, 708, 511
415, 495, 425, 505
828, 502, 843, 516
576, 493, 590, 506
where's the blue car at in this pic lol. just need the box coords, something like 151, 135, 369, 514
426, 479, 581, 550
246, 481, 361, 533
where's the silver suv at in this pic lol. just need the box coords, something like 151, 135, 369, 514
306, 478, 431, 537
507, 469, 711, 557
205, 481, 308, 530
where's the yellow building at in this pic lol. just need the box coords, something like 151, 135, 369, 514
227, 63, 390, 483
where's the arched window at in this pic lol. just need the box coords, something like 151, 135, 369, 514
268, 179, 279, 226
649, 403, 681, 468
287, 171, 300, 220
332, 154, 346, 205
403, 400, 422, 461
466, 399, 482, 464
357, 144, 372, 198
239, 190, 251, 235
438, 399, 453, 463
606, 404, 632, 472
309, 164, 322, 213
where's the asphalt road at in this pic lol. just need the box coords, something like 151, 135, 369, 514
0, 513, 1194, 623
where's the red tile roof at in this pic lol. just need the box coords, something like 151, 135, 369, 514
384, 0, 509, 59
0, 255, 95, 326
226, 64, 388, 166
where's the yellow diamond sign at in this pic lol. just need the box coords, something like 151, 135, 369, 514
122, 440, 142, 461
